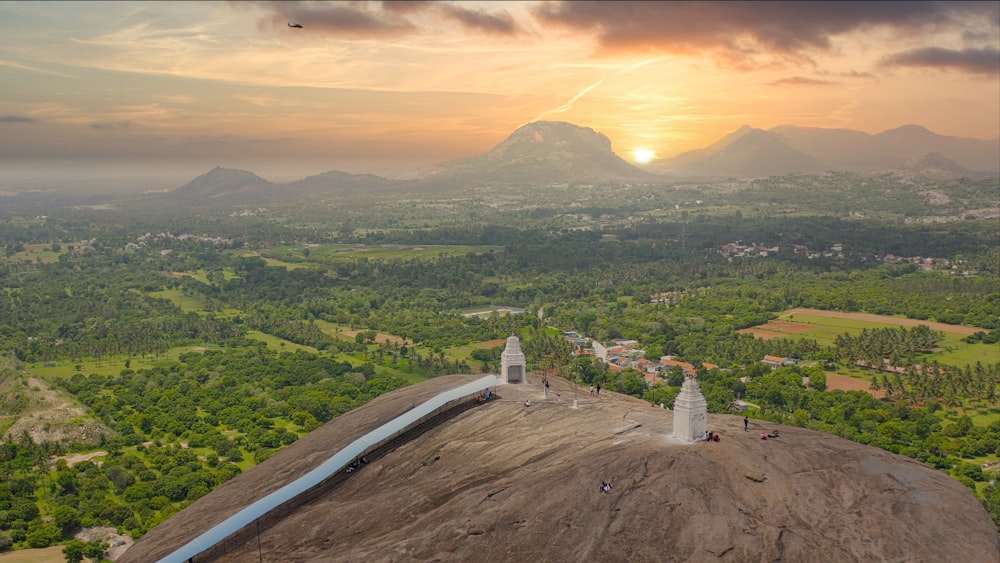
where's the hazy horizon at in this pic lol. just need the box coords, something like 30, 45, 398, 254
1, 1, 998, 187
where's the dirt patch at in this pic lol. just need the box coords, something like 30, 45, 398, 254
74, 526, 134, 560
2, 377, 112, 445
477, 339, 507, 348
736, 328, 787, 340
825, 372, 885, 398
336, 328, 409, 345
55, 451, 107, 467
782, 308, 984, 336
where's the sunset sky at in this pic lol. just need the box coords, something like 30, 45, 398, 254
1, 1, 998, 178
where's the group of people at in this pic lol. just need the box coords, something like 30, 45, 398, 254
589, 383, 602, 396
705, 431, 720, 442
747, 416, 781, 439
600, 481, 613, 493
345, 456, 368, 473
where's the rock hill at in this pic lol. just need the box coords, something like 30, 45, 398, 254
426, 121, 655, 185
121, 376, 1000, 563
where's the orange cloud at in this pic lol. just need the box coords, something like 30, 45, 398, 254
768, 76, 836, 86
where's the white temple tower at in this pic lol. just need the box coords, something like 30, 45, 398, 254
672, 376, 708, 442
499, 336, 526, 384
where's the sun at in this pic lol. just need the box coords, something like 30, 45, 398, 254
633, 149, 655, 164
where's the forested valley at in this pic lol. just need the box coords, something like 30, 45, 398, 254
0, 173, 998, 559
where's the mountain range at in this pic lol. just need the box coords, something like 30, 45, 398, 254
653, 123, 998, 177
165, 121, 998, 204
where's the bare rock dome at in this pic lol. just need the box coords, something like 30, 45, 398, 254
122, 376, 1000, 563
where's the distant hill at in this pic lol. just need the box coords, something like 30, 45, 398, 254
901, 152, 986, 180
654, 124, 999, 178
655, 126, 826, 177
121, 375, 1000, 563
165, 166, 394, 205
167, 166, 275, 204
161, 122, 998, 205
423, 121, 655, 185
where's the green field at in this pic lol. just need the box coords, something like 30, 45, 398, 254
145, 288, 209, 313
28, 345, 219, 380
768, 311, 998, 368
444, 340, 505, 365
264, 243, 501, 264
0, 546, 65, 563
0, 242, 77, 265
312, 319, 356, 341
245, 330, 319, 354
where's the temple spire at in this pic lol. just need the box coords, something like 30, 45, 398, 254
672, 376, 707, 442
500, 335, 526, 384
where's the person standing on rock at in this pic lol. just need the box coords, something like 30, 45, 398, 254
744, 416, 749, 431
596, 383, 601, 396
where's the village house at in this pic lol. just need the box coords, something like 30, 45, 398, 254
761, 355, 799, 368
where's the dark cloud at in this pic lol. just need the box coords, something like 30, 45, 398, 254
768, 76, 836, 86
835, 70, 878, 81
533, 1, 998, 63
91, 121, 133, 130
438, 4, 517, 35
257, 1, 417, 36
880, 46, 1000, 75
0, 115, 38, 123
256, 1, 520, 37
380, 1, 432, 15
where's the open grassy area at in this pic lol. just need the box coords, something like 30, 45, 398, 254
444, 339, 506, 364
145, 288, 209, 314
0, 546, 65, 563
28, 345, 219, 380
931, 343, 1000, 367
749, 310, 1000, 368
313, 319, 354, 341
0, 241, 85, 266
245, 330, 319, 354
265, 243, 501, 264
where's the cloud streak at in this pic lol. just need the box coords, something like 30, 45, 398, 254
438, 4, 517, 36
768, 76, 836, 86
531, 78, 604, 122
0, 58, 76, 78
255, 1, 520, 37
254, 2, 415, 36
91, 120, 133, 130
880, 46, 1000, 76
0, 115, 39, 123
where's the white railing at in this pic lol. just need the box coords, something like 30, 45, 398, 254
159, 375, 498, 563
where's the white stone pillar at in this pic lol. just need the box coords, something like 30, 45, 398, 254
500, 336, 526, 384
672, 376, 708, 442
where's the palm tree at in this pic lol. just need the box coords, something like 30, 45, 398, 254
869, 377, 881, 395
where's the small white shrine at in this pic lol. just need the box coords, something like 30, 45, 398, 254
672, 376, 708, 442
499, 336, 526, 384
